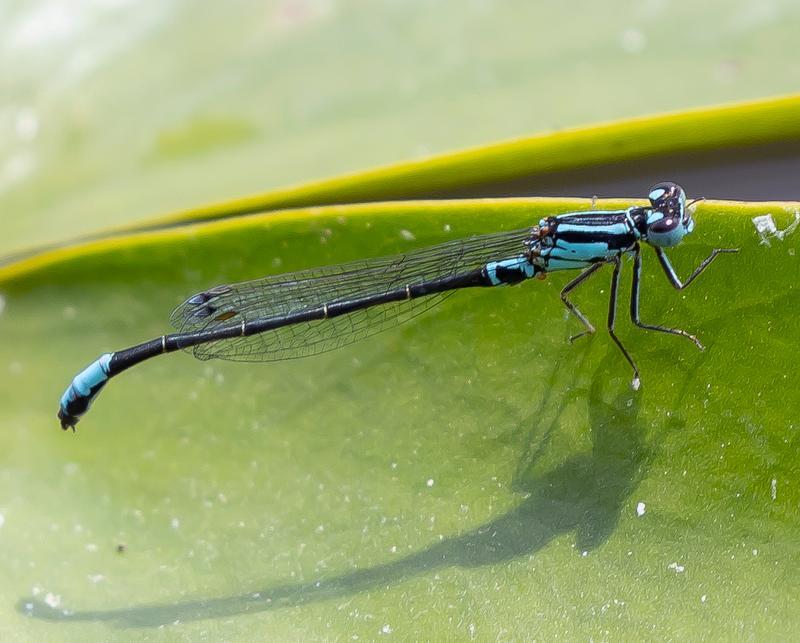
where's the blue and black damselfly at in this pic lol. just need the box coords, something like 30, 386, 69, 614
58, 182, 737, 430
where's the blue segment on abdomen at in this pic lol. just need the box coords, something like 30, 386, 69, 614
60, 353, 113, 412
485, 256, 536, 286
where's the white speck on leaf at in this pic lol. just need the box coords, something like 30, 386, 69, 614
381, 624, 392, 634
771, 478, 777, 501
714, 59, 740, 84
1, 152, 36, 190
426, 478, 434, 488
399, 229, 416, 241
620, 28, 646, 54
171, 518, 180, 529
668, 562, 685, 573
636, 501, 646, 517
44, 593, 61, 609
16, 109, 39, 141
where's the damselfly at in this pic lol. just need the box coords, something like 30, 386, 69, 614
58, 182, 737, 430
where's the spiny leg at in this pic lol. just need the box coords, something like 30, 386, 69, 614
607, 256, 641, 390
654, 246, 738, 290
559, 262, 604, 343
630, 244, 704, 350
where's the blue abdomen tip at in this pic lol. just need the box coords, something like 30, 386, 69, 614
58, 353, 113, 430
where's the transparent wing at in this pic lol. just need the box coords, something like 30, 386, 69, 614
170, 227, 537, 362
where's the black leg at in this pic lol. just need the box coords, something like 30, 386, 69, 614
559, 262, 604, 343
631, 244, 704, 350
654, 246, 738, 290
607, 256, 641, 390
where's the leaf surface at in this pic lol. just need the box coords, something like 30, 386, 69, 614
1, 197, 798, 638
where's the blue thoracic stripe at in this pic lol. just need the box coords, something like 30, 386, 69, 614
546, 257, 593, 271
546, 209, 630, 227
556, 222, 630, 238
485, 256, 536, 285
555, 240, 610, 259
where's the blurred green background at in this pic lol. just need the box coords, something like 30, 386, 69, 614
3, 0, 800, 252
3, 1, 800, 640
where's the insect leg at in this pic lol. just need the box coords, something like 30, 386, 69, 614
607, 256, 641, 390
631, 244, 704, 350
654, 246, 738, 290
559, 262, 604, 343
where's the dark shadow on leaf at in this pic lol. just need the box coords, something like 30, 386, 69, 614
18, 351, 656, 628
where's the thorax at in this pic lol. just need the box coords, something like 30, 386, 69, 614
529, 208, 643, 272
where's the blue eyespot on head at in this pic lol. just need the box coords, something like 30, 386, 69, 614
645, 182, 693, 247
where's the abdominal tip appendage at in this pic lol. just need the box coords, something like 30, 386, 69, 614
632, 376, 641, 391
58, 409, 78, 432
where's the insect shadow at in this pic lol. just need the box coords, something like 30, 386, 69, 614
19, 348, 681, 628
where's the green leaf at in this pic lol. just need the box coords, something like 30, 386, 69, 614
4, 2, 800, 636
2, 197, 798, 638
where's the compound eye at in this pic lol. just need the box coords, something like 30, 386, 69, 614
648, 183, 672, 207
649, 215, 679, 234
647, 181, 684, 209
